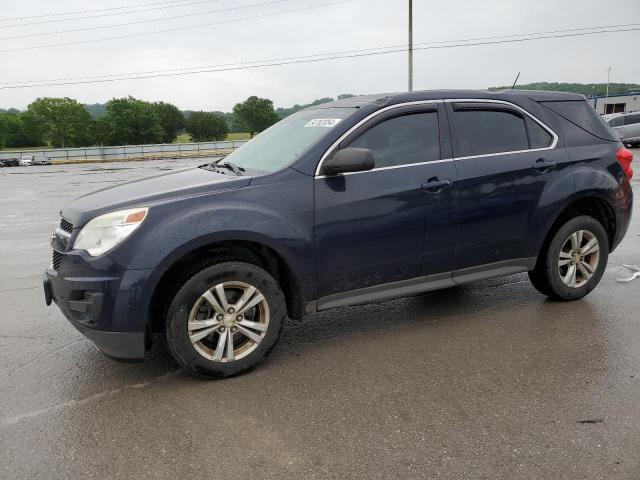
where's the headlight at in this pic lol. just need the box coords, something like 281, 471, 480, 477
73, 207, 148, 257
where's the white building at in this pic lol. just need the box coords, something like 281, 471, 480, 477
590, 91, 640, 114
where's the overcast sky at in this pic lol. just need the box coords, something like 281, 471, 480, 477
1, 0, 639, 111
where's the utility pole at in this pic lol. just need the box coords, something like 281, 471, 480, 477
604, 66, 611, 114
408, 0, 413, 92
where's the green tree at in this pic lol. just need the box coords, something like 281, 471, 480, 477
21, 97, 94, 148
100, 97, 165, 145
185, 111, 229, 142
154, 101, 185, 143
232, 96, 279, 137
0, 112, 46, 148
0, 113, 20, 148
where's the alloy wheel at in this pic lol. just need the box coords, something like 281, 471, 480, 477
187, 281, 269, 362
558, 229, 600, 288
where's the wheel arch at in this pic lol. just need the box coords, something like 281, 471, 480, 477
149, 236, 305, 334
536, 194, 616, 267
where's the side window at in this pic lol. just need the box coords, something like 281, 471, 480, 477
608, 116, 624, 127
624, 114, 640, 126
525, 116, 553, 149
451, 108, 529, 157
347, 112, 440, 168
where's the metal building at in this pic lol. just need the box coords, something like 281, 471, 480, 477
590, 91, 640, 114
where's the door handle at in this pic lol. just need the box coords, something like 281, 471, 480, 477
421, 178, 452, 192
532, 158, 557, 171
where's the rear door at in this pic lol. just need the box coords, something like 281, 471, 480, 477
623, 113, 640, 142
446, 100, 571, 272
314, 103, 458, 300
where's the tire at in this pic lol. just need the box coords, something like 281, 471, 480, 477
527, 266, 553, 297
528, 215, 609, 301
165, 261, 286, 379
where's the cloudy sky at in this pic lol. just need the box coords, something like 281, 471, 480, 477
1, 0, 639, 111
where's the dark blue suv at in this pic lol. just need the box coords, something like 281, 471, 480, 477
44, 90, 634, 378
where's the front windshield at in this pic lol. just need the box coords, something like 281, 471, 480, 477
224, 107, 356, 173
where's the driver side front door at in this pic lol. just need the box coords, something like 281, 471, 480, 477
313, 103, 458, 309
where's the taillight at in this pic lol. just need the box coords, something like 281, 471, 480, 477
616, 147, 634, 180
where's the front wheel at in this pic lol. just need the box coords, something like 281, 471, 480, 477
529, 215, 609, 301
165, 261, 286, 379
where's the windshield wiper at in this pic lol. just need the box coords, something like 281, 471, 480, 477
215, 160, 245, 175
199, 158, 246, 176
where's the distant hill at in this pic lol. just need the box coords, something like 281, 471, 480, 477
6, 87, 640, 117
489, 82, 640, 97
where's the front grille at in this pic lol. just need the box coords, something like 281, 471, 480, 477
52, 250, 63, 270
60, 218, 73, 233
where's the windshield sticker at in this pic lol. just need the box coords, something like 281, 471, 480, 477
304, 118, 342, 128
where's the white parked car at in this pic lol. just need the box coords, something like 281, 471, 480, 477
604, 112, 640, 148
19, 155, 34, 166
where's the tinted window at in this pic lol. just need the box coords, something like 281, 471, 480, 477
451, 109, 528, 157
525, 116, 553, 149
608, 116, 624, 127
540, 100, 618, 141
624, 114, 640, 125
348, 112, 440, 168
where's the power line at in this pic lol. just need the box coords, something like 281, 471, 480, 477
3, 46, 396, 85
1, 26, 637, 89
3, 23, 637, 85
0, 0, 225, 26
0, 0, 292, 40
0, 0, 354, 53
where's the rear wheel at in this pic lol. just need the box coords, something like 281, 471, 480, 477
165, 261, 286, 378
528, 215, 608, 301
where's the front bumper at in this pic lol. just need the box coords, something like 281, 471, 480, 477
44, 260, 158, 362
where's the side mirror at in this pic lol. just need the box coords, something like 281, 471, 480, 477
322, 148, 375, 176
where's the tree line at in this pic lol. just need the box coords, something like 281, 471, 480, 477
0, 95, 281, 149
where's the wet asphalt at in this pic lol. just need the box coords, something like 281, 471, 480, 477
0, 154, 639, 479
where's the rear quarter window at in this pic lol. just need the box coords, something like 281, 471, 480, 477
540, 100, 618, 141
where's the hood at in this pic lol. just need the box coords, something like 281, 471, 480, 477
63, 167, 251, 227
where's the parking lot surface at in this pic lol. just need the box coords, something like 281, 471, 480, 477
1, 154, 639, 479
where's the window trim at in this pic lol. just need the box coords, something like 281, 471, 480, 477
314, 99, 559, 177
445, 99, 558, 160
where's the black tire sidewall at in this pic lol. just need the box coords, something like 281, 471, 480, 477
543, 215, 609, 301
165, 261, 285, 378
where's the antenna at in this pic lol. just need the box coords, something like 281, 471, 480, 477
511, 72, 521, 89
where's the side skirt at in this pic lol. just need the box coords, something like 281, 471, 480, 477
304, 257, 536, 313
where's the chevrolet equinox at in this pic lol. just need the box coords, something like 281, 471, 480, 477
44, 90, 634, 378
